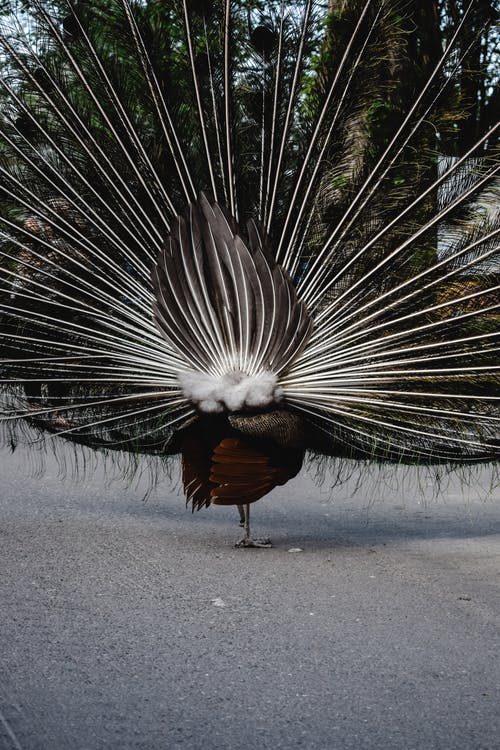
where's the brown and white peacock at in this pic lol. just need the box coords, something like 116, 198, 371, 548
0, 0, 498, 545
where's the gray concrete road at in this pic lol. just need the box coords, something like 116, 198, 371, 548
0, 445, 499, 750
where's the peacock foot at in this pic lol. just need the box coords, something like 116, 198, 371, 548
235, 536, 272, 549
235, 505, 271, 547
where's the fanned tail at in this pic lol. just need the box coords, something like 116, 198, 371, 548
0, 0, 498, 469
152, 193, 312, 413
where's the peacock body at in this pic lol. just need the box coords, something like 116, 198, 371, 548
0, 0, 498, 544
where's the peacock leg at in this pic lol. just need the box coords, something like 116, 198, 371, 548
237, 504, 245, 527
235, 504, 272, 548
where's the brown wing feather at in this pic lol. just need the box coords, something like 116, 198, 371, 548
209, 437, 291, 506
181, 424, 304, 510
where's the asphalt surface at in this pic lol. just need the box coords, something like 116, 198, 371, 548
0, 444, 499, 750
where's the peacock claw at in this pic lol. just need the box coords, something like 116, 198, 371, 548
235, 537, 272, 549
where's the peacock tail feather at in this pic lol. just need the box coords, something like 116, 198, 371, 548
0, 0, 498, 477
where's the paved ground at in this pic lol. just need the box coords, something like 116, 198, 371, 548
0, 444, 499, 750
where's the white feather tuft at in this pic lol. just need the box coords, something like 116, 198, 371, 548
178, 370, 283, 413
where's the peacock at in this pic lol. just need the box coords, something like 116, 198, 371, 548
0, 0, 498, 546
